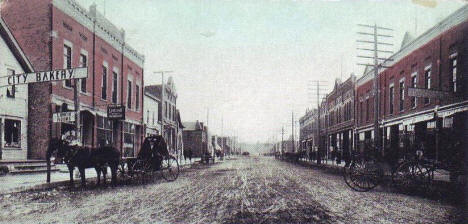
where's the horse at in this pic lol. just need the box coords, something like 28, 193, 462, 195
46, 138, 120, 188
183, 148, 193, 163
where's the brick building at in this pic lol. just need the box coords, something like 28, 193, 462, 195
355, 5, 468, 161
325, 75, 356, 163
182, 120, 208, 158
1, 0, 145, 159
299, 108, 318, 158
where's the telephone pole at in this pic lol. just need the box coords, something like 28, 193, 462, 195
153, 71, 173, 138
309, 80, 328, 164
357, 24, 393, 152
281, 126, 284, 154
292, 112, 295, 153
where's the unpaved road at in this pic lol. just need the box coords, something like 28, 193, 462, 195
0, 156, 464, 223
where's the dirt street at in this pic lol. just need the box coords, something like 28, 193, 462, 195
0, 156, 464, 223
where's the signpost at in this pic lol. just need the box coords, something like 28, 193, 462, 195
408, 87, 452, 99
0, 67, 87, 87
0, 66, 88, 183
107, 104, 126, 120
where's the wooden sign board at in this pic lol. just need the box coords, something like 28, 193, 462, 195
107, 104, 125, 120
407, 87, 452, 99
0, 67, 88, 87
53, 112, 76, 123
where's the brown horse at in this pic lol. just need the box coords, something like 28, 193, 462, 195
46, 138, 120, 187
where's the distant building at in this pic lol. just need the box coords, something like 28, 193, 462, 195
182, 120, 207, 157
0, 17, 34, 160
143, 86, 161, 136
144, 76, 178, 153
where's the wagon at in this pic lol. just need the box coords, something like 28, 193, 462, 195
118, 135, 179, 183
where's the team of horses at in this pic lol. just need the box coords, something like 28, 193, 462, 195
46, 138, 120, 187
47, 136, 169, 188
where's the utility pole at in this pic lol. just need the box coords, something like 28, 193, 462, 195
357, 24, 393, 153
74, 78, 80, 145
309, 80, 328, 164
281, 126, 284, 154
292, 111, 295, 153
154, 71, 173, 139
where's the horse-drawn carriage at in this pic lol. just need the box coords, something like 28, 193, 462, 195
46, 135, 179, 187
119, 135, 179, 183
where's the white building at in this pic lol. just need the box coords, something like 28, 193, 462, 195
0, 17, 34, 160
143, 86, 161, 136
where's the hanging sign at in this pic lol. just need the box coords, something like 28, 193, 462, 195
53, 112, 76, 123
0, 67, 88, 87
107, 104, 126, 120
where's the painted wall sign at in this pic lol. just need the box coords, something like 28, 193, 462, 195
0, 67, 88, 87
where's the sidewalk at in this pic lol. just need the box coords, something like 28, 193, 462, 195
0, 157, 209, 195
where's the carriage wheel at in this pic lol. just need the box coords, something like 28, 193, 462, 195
392, 161, 431, 192
131, 160, 152, 184
161, 155, 179, 181
344, 159, 383, 192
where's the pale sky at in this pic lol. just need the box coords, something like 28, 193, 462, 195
79, 0, 466, 143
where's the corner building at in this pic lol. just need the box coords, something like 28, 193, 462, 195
1, 0, 145, 159
355, 5, 468, 163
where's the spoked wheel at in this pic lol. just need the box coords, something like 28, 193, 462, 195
392, 161, 431, 192
344, 159, 383, 192
161, 155, 179, 181
131, 160, 152, 184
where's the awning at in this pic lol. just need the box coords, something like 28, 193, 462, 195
438, 105, 468, 118
402, 113, 434, 126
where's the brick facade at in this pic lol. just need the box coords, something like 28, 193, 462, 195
2, 0, 144, 159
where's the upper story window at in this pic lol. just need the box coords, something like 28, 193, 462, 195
101, 66, 107, 100
450, 52, 458, 93
127, 80, 132, 109
79, 54, 87, 93
63, 45, 72, 88
135, 84, 140, 111
112, 71, 118, 104
424, 65, 431, 104
365, 98, 369, 121
6, 69, 15, 98
411, 73, 417, 108
360, 101, 363, 122
399, 79, 405, 112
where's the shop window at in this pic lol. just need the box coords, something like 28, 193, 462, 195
97, 115, 113, 147
63, 45, 72, 88
6, 69, 15, 98
123, 122, 135, 157
101, 66, 107, 100
4, 119, 21, 148
79, 54, 87, 93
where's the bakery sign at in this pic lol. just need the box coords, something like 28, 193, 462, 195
0, 67, 88, 87
107, 104, 126, 120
